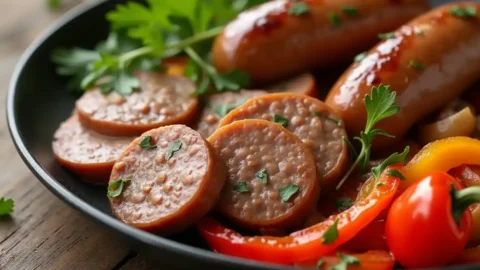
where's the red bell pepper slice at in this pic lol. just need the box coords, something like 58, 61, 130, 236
196, 167, 400, 265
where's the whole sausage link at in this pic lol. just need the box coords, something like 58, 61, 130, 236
213, 0, 429, 83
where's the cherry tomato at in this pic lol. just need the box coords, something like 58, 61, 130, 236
386, 172, 474, 268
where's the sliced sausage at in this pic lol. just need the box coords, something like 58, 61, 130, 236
266, 72, 317, 97
208, 119, 319, 230
109, 125, 226, 234
76, 72, 199, 136
218, 93, 348, 188
213, 0, 429, 83
52, 115, 135, 184
326, 3, 480, 148
195, 90, 267, 138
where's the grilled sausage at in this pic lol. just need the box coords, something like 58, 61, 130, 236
213, 0, 429, 83
326, 2, 480, 148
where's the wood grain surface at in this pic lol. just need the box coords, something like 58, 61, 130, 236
0, 1, 150, 269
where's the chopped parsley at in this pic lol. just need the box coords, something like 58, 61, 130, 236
371, 146, 409, 179
0, 198, 14, 216
139, 135, 157, 150
322, 219, 339, 244
289, 2, 310, 16
214, 98, 247, 117
331, 253, 360, 270
409, 60, 424, 71
278, 184, 299, 202
386, 169, 406, 181
273, 114, 289, 127
354, 52, 367, 63
255, 168, 269, 184
378, 32, 395, 40
107, 179, 131, 198
235, 181, 250, 193
342, 6, 358, 16
328, 12, 342, 27
335, 197, 354, 211
450, 6, 477, 18
376, 183, 385, 188
166, 140, 183, 161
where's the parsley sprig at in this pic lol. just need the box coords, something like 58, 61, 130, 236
336, 85, 409, 190
52, 0, 267, 96
0, 197, 14, 216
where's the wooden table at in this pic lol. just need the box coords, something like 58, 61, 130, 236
0, 1, 149, 269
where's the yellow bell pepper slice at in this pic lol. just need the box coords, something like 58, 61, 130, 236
401, 136, 480, 188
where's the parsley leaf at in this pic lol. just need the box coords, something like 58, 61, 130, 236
354, 52, 367, 63
331, 253, 360, 270
371, 146, 409, 179
386, 169, 406, 181
336, 85, 401, 190
289, 2, 310, 16
139, 135, 157, 150
0, 198, 14, 216
255, 168, 269, 184
48, 0, 62, 10
235, 181, 250, 193
342, 6, 358, 16
376, 183, 385, 188
273, 114, 289, 127
215, 98, 247, 117
107, 179, 131, 198
166, 140, 183, 160
278, 184, 299, 202
378, 32, 395, 40
322, 219, 339, 244
328, 12, 342, 27
335, 197, 353, 211
450, 6, 477, 18
409, 60, 424, 71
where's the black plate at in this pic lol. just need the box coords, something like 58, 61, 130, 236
7, 0, 480, 269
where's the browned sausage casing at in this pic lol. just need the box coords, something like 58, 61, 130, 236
326, 2, 480, 148
213, 0, 429, 83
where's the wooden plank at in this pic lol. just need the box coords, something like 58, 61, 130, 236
0, 0, 144, 269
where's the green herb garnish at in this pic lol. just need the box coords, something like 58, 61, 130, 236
376, 183, 385, 188
354, 52, 367, 63
289, 2, 310, 16
273, 114, 289, 127
0, 198, 14, 216
322, 219, 339, 244
342, 6, 358, 16
450, 6, 477, 18
386, 169, 406, 181
336, 84, 401, 190
278, 184, 299, 202
235, 181, 250, 193
107, 179, 131, 198
378, 32, 395, 40
214, 98, 247, 117
371, 147, 409, 179
52, 1, 268, 95
139, 135, 157, 150
166, 140, 183, 161
255, 168, 269, 184
409, 60, 424, 71
328, 12, 342, 27
330, 253, 360, 270
335, 197, 354, 211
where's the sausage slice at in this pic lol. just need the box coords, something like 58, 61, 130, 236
208, 119, 319, 230
52, 115, 135, 184
109, 125, 226, 234
195, 90, 267, 138
218, 93, 348, 187
266, 72, 317, 97
76, 72, 199, 136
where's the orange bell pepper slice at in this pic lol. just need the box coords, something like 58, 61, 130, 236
196, 168, 400, 265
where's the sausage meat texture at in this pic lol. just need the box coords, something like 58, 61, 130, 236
52, 115, 135, 183
218, 93, 348, 188
326, 2, 480, 148
208, 119, 319, 230
76, 72, 199, 136
213, 0, 429, 83
109, 125, 226, 234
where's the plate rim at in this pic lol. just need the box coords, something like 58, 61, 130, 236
5, 1, 286, 269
